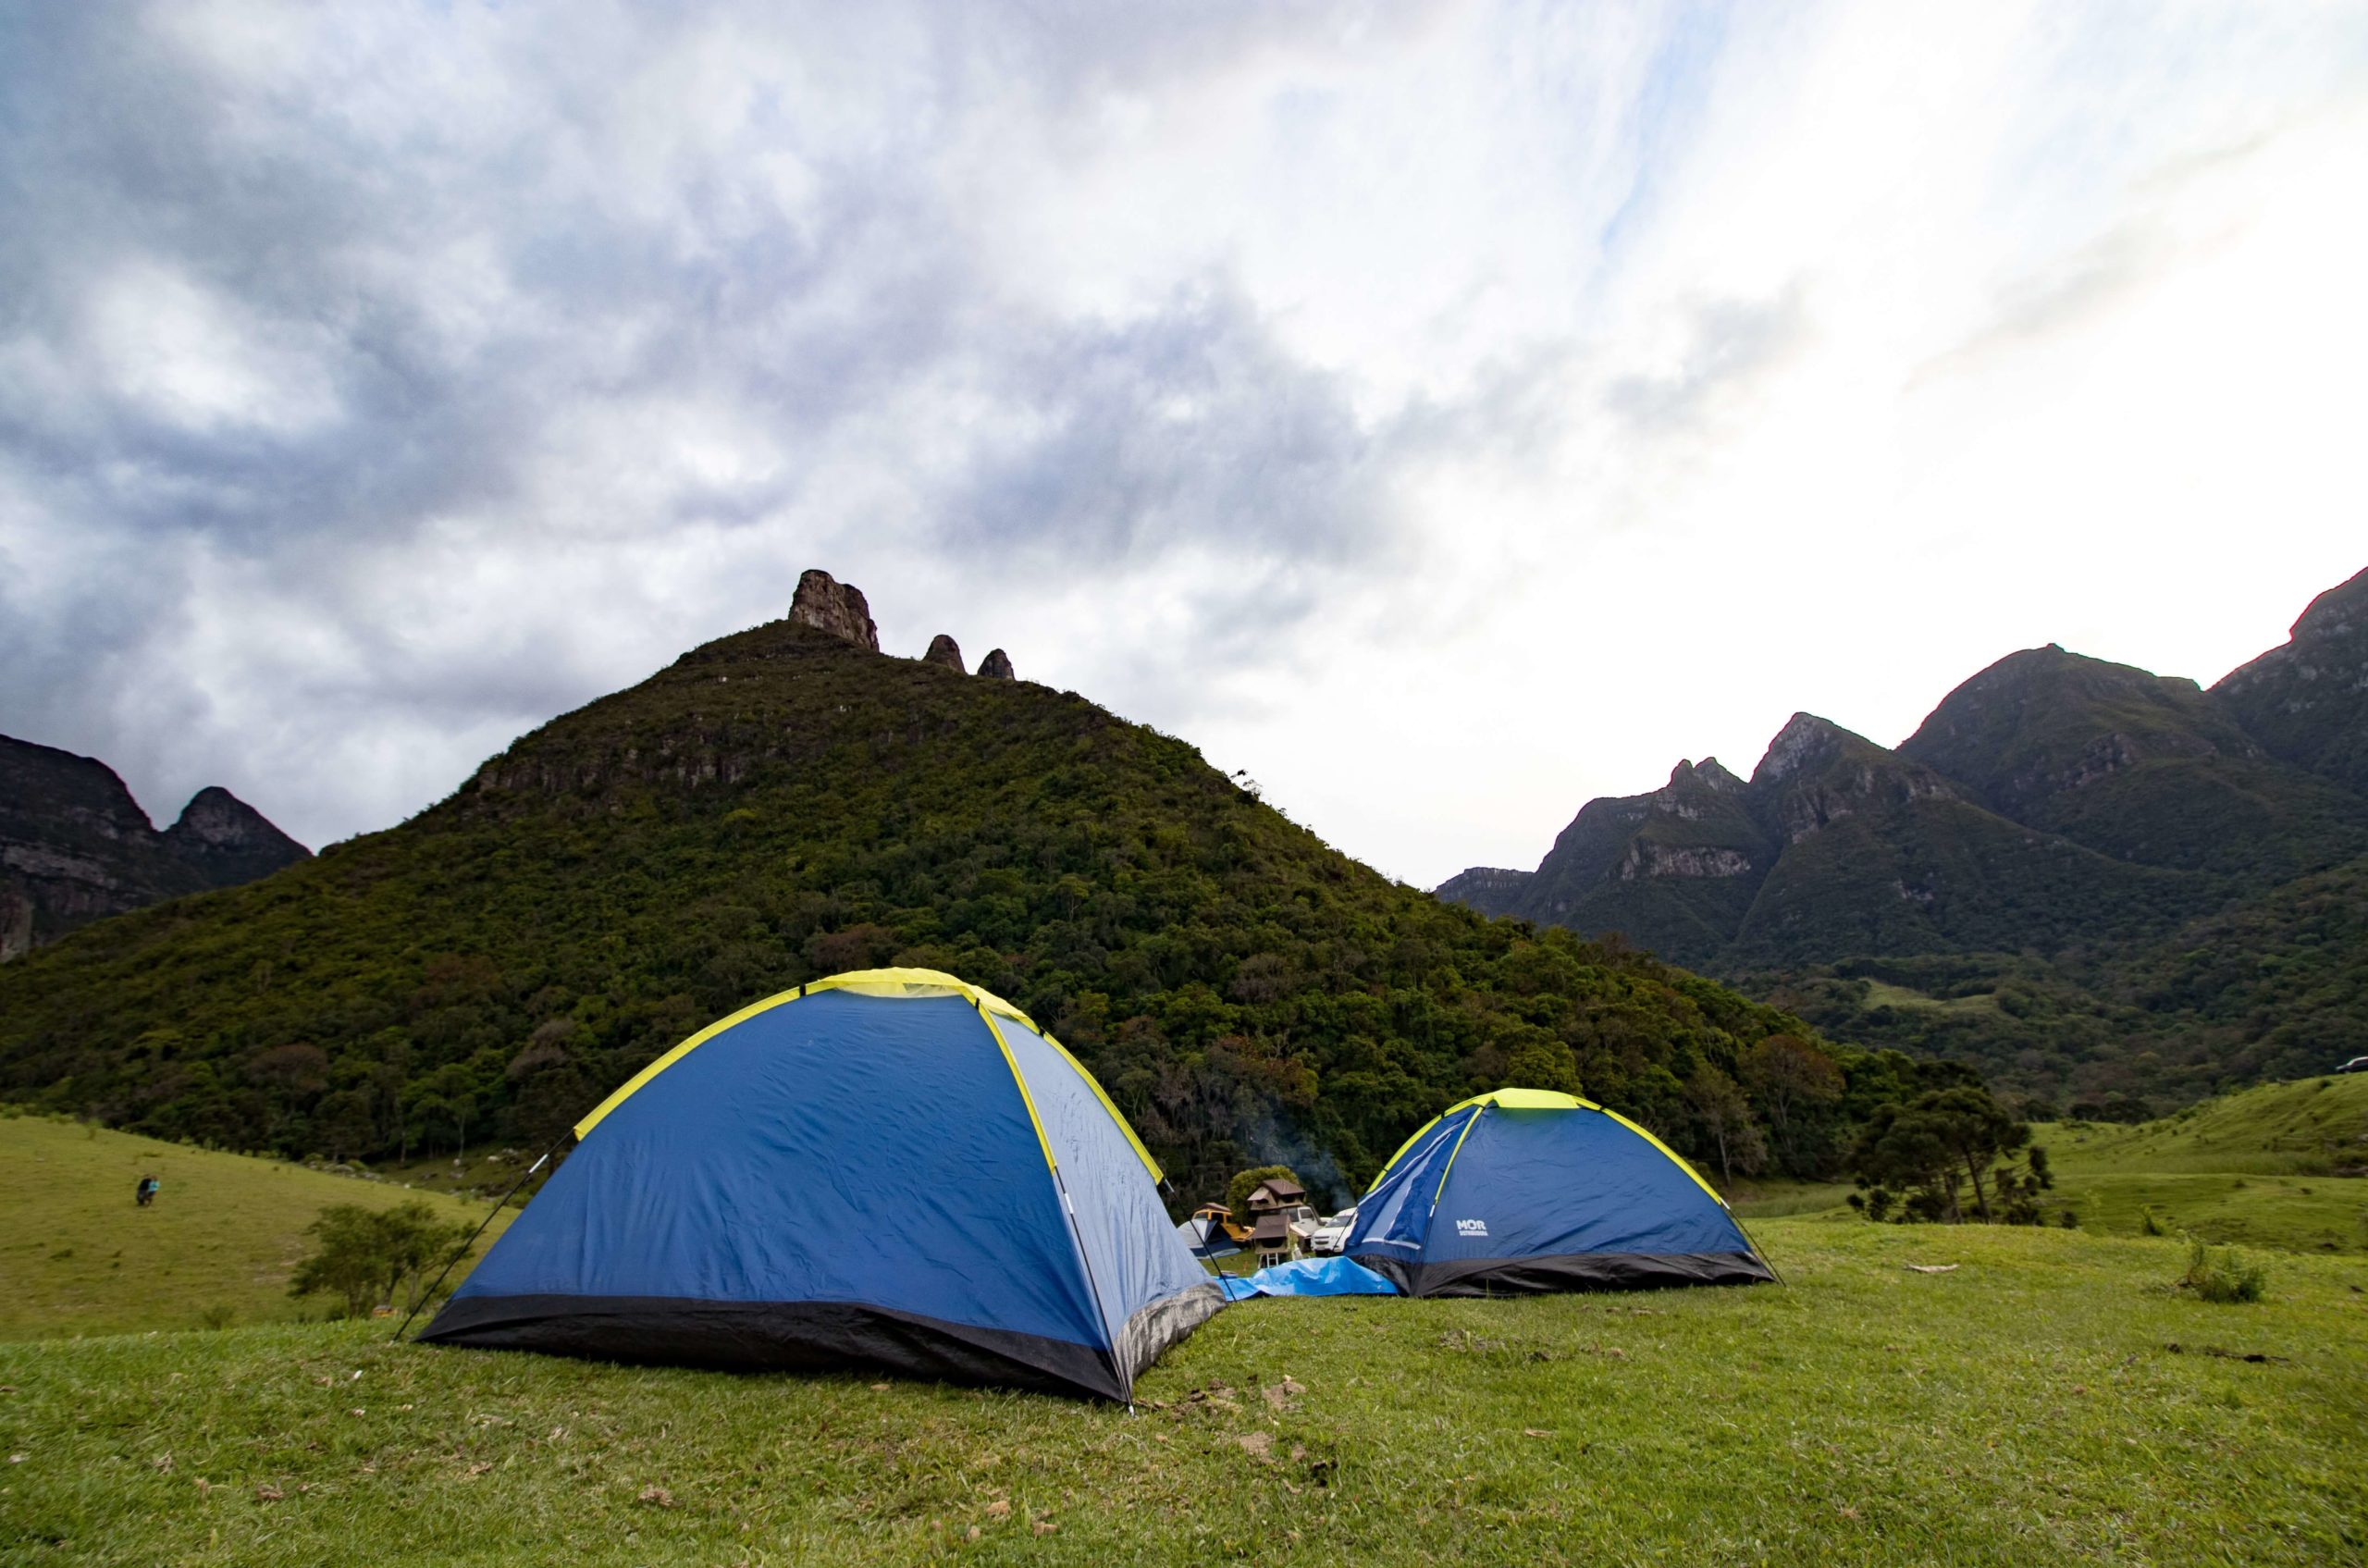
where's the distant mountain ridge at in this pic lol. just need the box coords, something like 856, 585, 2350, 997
0, 735, 310, 961
1438, 567, 2368, 1110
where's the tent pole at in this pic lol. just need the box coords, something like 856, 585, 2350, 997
391, 1130, 569, 1342
1731, 1211, 1786, 1287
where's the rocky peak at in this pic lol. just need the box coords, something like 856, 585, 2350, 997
2213, 564, 2368, 796
1694, 757, 1745, 792
1, 735, 308, 961
922, 635, 966, 673
788, 569, 880, 651
1667, 757, 1745, 795
1750, 713, 1847, 786
2288, 565, 2368, 644
978, 648, 1016, 681
1432, 866, 1534, 919
163, 786, 312, 883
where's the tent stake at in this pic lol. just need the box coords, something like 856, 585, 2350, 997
391, 1133, 568, 1342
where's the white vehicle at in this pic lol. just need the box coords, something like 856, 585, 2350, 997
1307, 1205, 1359, 1255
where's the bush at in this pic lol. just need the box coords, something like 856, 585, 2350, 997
194, 1303, 235, 1330
289, 1202, 476, 1318
2178, 1237, 2267, 1303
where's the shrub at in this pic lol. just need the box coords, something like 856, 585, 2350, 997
194, 1303, 235, 1330
2178, 1237, 2267, 1303
289, 1202, 476, 1318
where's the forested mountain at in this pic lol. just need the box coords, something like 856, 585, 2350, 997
0, 584, 1890, 1204
1441, 567, 2368, 1116
0, 736, 309, 963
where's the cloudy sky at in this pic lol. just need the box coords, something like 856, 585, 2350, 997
4, 2, 2364, 886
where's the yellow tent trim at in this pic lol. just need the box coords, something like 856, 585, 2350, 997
971, 1002, 1062, 1178
1363, 1086, 1727, 1210
1597, 1106, 1729, 1208
1369, 1088, 1597, 1190
570, 968, 1163, 1182
1428, 1102, 1486, 1211
573, 989, 802, 1140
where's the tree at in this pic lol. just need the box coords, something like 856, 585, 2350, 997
1683, 1065, 1766, 1189
1499, 1022, 1585, 1099
1848, 1086, 2036, 1224
1741, 1034, 1844, 1175
1226, 1165, 1303, 1217
288, 1202, 475, 1318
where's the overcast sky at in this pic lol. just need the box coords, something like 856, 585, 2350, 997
4, 2, 2364, 886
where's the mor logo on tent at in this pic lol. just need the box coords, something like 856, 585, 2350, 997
1456, 1218, 1488, 1236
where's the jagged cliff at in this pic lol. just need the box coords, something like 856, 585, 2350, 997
0, 736, 309, 960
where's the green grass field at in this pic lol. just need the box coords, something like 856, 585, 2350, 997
6, 1084, 2365, 1562
2037, 1076, 2368, 1253
2, 1219, 2362, 1566
0, 1114, 512, 1340
2042, 1075, 2368, 1178
1733, 1077, 2368, 1255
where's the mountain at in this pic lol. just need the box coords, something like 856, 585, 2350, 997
1439, 567, 2368, 1113
0, 575, 1836, 1204
1897, 644, 2368, 879
2214, 565, 2368, 797
1444, 713, 2197, 973
0, 736, 310, 962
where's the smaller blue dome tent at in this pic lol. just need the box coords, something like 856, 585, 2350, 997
419, 969, 1223, 1401
1343, 1089, 1775, 1296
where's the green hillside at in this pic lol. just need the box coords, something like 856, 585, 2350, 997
0, 619, 1826, 1204
2046, 1074, 2368, 1177
0, 1114, 511, 1339
2031, 1076, 2368, 1255
1760, 847, 2368, 1110
1898, 645, 2368, 879
4, 1220, 2361, 1566
1733, 1077, 2368, 1255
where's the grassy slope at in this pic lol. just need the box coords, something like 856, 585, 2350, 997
2035, 1076, 2368, 1254
1733, 1078, 2368, 1254
1, 1220, 2362, 1566
0, 1116, 512, 1340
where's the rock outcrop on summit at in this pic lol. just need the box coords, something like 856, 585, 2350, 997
788, 569, 880, 651
979, 648, 1016, 681
923, 635, 967, 673
0, 735, 310, 961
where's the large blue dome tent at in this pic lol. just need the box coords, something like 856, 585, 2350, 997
1342, 1088, 1776, 1296
418, 969, 1224, 1401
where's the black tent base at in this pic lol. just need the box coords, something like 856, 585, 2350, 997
1357, 1250, 1776, 1298
416, 1284, 1225, 1403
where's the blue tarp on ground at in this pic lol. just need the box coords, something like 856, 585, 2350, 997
1214, 1255, 1400, 1300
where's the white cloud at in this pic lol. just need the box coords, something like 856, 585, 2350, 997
1, 0, 2363, 881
